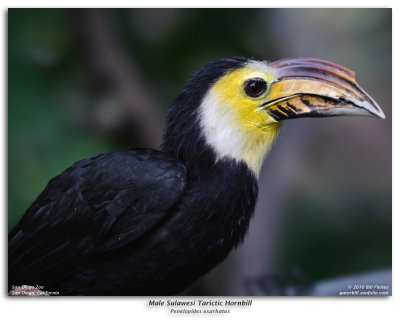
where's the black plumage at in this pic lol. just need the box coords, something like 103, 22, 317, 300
9, 57, 258, 295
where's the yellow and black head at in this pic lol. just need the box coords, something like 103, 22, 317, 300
163, 57, 385, 177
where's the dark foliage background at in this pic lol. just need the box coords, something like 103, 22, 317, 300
8, 8, 391, 295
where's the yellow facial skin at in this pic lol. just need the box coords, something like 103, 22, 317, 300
208, 65, 282, 175
212, 65, 279, 130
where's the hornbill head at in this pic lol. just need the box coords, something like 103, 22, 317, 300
165, 57, 385, 176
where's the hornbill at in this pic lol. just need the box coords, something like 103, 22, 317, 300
8, 57, 385, 295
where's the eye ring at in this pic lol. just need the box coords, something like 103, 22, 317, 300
244, 78, 267, 97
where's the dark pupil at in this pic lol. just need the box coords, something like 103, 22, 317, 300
245, 79, 266, 97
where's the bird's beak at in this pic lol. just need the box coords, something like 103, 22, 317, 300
264, 57, 385, 121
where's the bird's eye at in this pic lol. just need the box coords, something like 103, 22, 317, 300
244, 78, 267, 97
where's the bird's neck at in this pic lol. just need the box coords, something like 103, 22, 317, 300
162, 108, 262, 254
199, 117, 280, 177
163, 120, 280, 181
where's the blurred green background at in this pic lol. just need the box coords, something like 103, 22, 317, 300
8, 8, 391, 295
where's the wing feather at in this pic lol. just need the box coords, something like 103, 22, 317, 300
8, 148, 186, 288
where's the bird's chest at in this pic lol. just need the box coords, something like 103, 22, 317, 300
150, 166, 258, 289
111, 161, 258, 294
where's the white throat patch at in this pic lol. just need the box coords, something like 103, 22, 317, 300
198, 89, 278, 177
